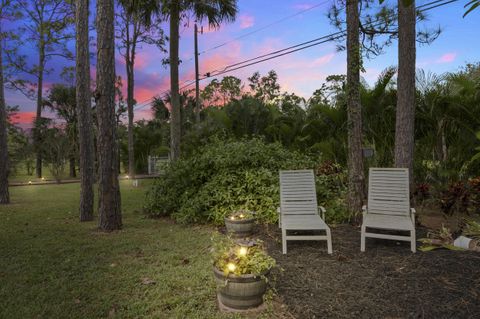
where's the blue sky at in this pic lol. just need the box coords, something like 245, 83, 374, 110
5, 0, 480, 125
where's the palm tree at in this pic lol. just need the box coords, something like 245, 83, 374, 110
96, 0, 122, 230
395, 0, 416, 185
165, 0, 238, 160
346, 0, 365, 217
75, 0, 95, 221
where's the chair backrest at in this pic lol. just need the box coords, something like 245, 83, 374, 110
280, 170, 318, 215
368, 168, 410, 216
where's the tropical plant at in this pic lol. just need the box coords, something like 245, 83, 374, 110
418, 225, 463, 251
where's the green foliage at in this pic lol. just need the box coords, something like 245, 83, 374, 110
144, 138, 315, 224
315, 161, 349, 224
145, 138, 351, 225
212, 235, 275, 276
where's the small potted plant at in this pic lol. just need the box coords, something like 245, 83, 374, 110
224, 209, 255, 237
212, 236, 275, 310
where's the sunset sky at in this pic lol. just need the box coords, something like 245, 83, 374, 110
5, 0, 480, 127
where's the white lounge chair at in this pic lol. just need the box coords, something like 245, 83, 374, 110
278, 170, 332, 254
361, 168, 416, 252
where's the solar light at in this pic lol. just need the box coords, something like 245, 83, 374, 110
28, 181, 32, 185
239, 214, 245, 218
126, 175, 130, 179
238, 246, 248, 256
226, 263, 236, 272
230, 216, 235, 220
41, 177, 45, 181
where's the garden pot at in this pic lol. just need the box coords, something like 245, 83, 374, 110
213, 267, 268, 310
224, 217, 255, 237
454, 236, 480, 251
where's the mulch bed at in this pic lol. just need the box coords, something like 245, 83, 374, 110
258, 225, 480, 319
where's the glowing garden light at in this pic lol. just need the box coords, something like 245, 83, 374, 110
239, 213, 245, 218
226, 263, 236, 272
230, 216, 235, 220
126, 175, 130, 179
238, 246, 248, 256
28, 181, 32, 185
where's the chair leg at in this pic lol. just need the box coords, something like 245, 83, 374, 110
411, 229, 416, 253
360, 225, 366, 252
326, 228, 333, 254
282, 228, 287, 254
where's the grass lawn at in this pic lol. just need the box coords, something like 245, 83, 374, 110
0, 181, 271, 318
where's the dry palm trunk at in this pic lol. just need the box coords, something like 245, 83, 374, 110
0, 22, 9, 204
346, 0, 365, 218
96, 0, 122, 230
395, 0, 416, 187
169, 0, 181, 161
76, 0, 95, 221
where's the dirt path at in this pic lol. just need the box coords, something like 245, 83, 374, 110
260, 225, 480, 319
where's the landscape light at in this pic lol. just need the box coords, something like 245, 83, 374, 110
41, 177, 45, 181
230, 216, 235, 220
238, 246, 248, 256
226, 263, 236, 272
28, 181, 32, 185
126, 175, 130, 179
239, 214, 244, 218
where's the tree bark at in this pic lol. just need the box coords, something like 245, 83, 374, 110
0, 23, 10, 204
96, 0, 122, 230
126, 19, 135, 177
346, 0, 365, 218
76, 0, 95, 221
35, 42, 45, 178
395, 0, 416, 186
69, 155, 76, 178
169, 0, 181, 160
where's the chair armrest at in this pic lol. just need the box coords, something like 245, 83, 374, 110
318, 206, 326, 220
277, 207, 281, 228
362, 205, 367, 218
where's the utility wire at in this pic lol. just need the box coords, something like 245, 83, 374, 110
133, 0, 458, 111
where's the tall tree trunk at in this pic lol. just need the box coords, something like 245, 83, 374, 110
69, 155, 76, 178
395, 0, 416, 186
169, 0, 181, 161
35, 45, 45, 178
76, 0, 95, 221
346, 0, 365, 218
0, 23, 10, 204
96, 0, 122, 231
126, 32, 135, 177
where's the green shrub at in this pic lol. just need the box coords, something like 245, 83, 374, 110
144, 138, 349, 224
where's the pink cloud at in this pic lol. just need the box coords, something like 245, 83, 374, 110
293, 3, 315, 10
239, 15, 255, 29
436, 52, 457, 64
11, 111, 36, 124
311, 53, 336, 67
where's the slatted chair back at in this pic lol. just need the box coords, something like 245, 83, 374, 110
368, 168, 410, 216
280, 170, 318, 216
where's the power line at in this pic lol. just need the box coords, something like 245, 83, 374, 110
198, 0, 332, 56
133, 0, 458, 111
